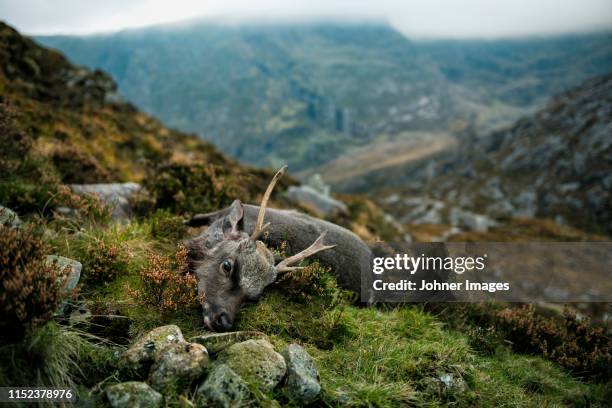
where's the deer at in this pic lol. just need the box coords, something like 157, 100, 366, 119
185, 165, 449, 331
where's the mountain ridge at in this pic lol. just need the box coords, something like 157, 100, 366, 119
36, 22, 612, 175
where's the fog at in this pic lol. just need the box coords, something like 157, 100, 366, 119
1, 0, 611, 38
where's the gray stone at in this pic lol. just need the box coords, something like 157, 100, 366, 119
438, 373, 466, 392
0, 205, 22, 228
218, 339, 286, 392
121, 325, 185, 374
286, 185, 347, 217
105, 381, 162, 408
196, 364, 250, 408
281, 344, 321, 403
189, 331, 268, 355
46, 255, 82, 293
149, 342, 209, 392
69, 182, 142, 220
449, 208, 497, 232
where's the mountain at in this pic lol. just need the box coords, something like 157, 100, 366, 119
37, 22, 612, 175
381, 73, 612, 236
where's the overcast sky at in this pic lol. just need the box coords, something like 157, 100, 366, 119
1, 0, 611, 38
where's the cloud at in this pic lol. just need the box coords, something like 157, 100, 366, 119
1, 0, 611, 38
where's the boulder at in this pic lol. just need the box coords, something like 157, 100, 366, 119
69, 182, 142, 220
0, 205, 22, 228
286, 185, 347, 217
196, 364, 250, 408
121, 325, 185, 374
149, 342, 209, 392
189, 331, 268, 355
46, 255, 82, 293
105, 381, 162, 408
281, 344, 321, 403
218, 339, 286, 392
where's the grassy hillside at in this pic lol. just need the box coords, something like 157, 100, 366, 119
1, 22, 610, 407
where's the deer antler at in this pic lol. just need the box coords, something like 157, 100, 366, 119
251, 165, 288, 240
275, 231, 336, 272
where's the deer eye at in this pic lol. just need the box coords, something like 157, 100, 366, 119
221, 260, 233, 273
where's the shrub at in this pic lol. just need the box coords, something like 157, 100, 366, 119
0, 102, 62, 215
149, 208, 186, 241
127, 246, 202, 319
275, 260, 350, 307
49, 143, 114, 183
497, 305, 611, 381
0, 225, 65, 342
52, 185, 112, 224
143, 162, 239, 214
81, 238, 130, 285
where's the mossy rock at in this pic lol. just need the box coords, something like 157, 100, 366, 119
196, 364, 251, 408
281, 344, 321, 403
217, 339, 286, 392
121, 325, 185, 375
189, 331, 268, 355
149, 342, 209, 393
105, 381, 162, 408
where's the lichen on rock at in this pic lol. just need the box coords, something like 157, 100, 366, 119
196, 364, 250, 408
121, 325, 185, 374
217, 339, 287, 392
148, 342, 209, 392
281, 344, 321, 403
189, 331, 268, 355
105, 381, 162, 408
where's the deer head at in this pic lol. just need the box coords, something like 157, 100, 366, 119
188, 166, 335, 331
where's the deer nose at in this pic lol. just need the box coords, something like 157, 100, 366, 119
213, 312, 233, 331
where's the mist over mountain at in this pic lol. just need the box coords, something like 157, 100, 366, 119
37, 22, 612, 174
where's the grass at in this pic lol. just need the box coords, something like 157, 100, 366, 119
2, 214, 607, 407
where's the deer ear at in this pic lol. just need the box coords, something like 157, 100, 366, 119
223, 200, 244, 240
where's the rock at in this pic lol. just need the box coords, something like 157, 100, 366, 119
286, 185, 347, 217
121, 325, 185, 374
189, 331, 268, 355
69, 182, 142, 220
449, 208, 497, 232
46, 255, 82, 293
218, 339, 287, 392
438, 373, 466, 392
196, 364, 250, 408
0, 205, 22, 228
105, 381, 162, 408
306, 173, 331, 196
281, 344, 321, 403
149, 342, 209, 392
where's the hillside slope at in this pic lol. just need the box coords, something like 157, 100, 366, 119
385, 73, 612, 236
0, 21, 286, 217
